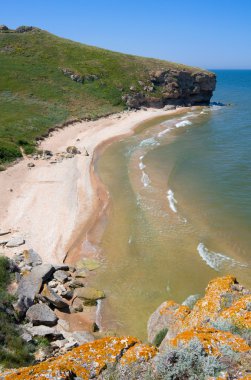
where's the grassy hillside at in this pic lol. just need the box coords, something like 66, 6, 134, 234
0, 26, 203, 164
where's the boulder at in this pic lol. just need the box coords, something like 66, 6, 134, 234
15, 264, 54, 315
147, 300, 190, 345
27, 162, 35, 168
26, 303, 58, 326
74, 287, 105, 305
70, 297, 84, 312
24, 325, 61, 338
66, 146, 80, 155
6, 236, 25, 247
69, 278, 85, 288
54, 264, 69, 271
23, 249, 42, 266
53, 269, 69, 283
41, 284, 68, 309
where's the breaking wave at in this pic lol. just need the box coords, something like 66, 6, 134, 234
167, 189, 177, 213
197, 243, 246, 271
158, 127, 171, 137
141, 171, 151, 187
175, 120, 192, 128
139, 137, 159, 147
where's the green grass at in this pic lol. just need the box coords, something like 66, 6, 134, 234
0, 256, 34, 368
0, 27, 207, 164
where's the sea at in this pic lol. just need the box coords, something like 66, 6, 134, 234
89, 70, 251, 339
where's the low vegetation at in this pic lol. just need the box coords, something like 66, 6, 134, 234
0, 256, 34, 369
0, 26, 201, 164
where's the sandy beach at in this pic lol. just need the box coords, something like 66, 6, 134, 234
0, 108, 183, 265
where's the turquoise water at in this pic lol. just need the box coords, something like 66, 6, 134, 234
91, 70, 251, 339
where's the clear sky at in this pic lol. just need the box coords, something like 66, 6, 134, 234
1, 0, 251, 69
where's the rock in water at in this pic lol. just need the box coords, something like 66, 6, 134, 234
6, 236, 25, 247
41, 284, 68, 309
26, 303, 58, 326
74, 287, 105, 305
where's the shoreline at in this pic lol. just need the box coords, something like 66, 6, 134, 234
0, 107, 187, 265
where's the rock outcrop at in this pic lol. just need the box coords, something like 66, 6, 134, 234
1, 276, 250, 379
122, 69, 216, 108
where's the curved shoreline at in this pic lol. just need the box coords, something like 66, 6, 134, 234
64, 107, 191, 266
0, 108, 188, 265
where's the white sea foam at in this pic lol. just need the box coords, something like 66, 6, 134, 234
167, 189, 177, 213
175, 120, 192, 128
141, 171, 151, 187
139, 137, 159, 147
197, 243, 246, 271
139, 161, 146, 170
158, 127, 171, 137
96, 299, 102, 330
128, 236, 132, 244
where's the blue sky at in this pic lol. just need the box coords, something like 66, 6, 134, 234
1, 0, 251, 69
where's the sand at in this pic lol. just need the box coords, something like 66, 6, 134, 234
0, 108, 184, 264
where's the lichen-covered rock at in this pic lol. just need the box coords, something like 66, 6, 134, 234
0, 336, 141, 379
147, 300, 190, 344
169, 327, 250, 356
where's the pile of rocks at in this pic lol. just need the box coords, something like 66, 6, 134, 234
60, 68, 99, 84
27, 146, 89, 167
3, 248, 105, 360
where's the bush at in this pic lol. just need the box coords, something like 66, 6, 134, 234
0, 141, 21, 163
0, 257, 34, 368
154, 339, 223, 380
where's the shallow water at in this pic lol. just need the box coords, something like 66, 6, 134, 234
90, 70, 251, 340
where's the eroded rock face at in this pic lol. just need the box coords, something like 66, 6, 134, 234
123, 69, 216, 108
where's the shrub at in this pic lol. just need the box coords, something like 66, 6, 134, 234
0, 256, 34, 368
154, 338, 223, 380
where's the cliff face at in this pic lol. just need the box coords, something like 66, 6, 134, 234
1, 276, 250, 380
122, 69, 216, 108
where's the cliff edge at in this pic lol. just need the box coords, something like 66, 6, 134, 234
1, 276, 250, 379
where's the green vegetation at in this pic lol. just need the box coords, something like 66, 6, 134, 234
0, 27, 200, 164
153, 327, 168, 347
0, 256, 34, 368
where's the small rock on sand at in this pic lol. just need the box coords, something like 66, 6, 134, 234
6, 236, 25, 247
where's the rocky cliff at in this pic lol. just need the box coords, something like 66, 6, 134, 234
1, 276, 250, 380
122, 69, 216, 109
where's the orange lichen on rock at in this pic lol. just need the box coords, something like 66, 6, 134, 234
220, 295, 251, 329
170, 327, 250, 356
0, 336, 140, 380
120, 343, 157, 366
160, 300, 190, 319
181, 276, 237, 330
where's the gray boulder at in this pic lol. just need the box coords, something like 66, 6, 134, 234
24, 325, 61, 338
41, 284, 68, 309
15, 264, 54, 315
22, 249, 42, 267
53, 269, 69, 283
26, 303, 58, 326
6, 236, 25, 247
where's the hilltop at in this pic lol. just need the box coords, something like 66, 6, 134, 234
0, 25, 215, 164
